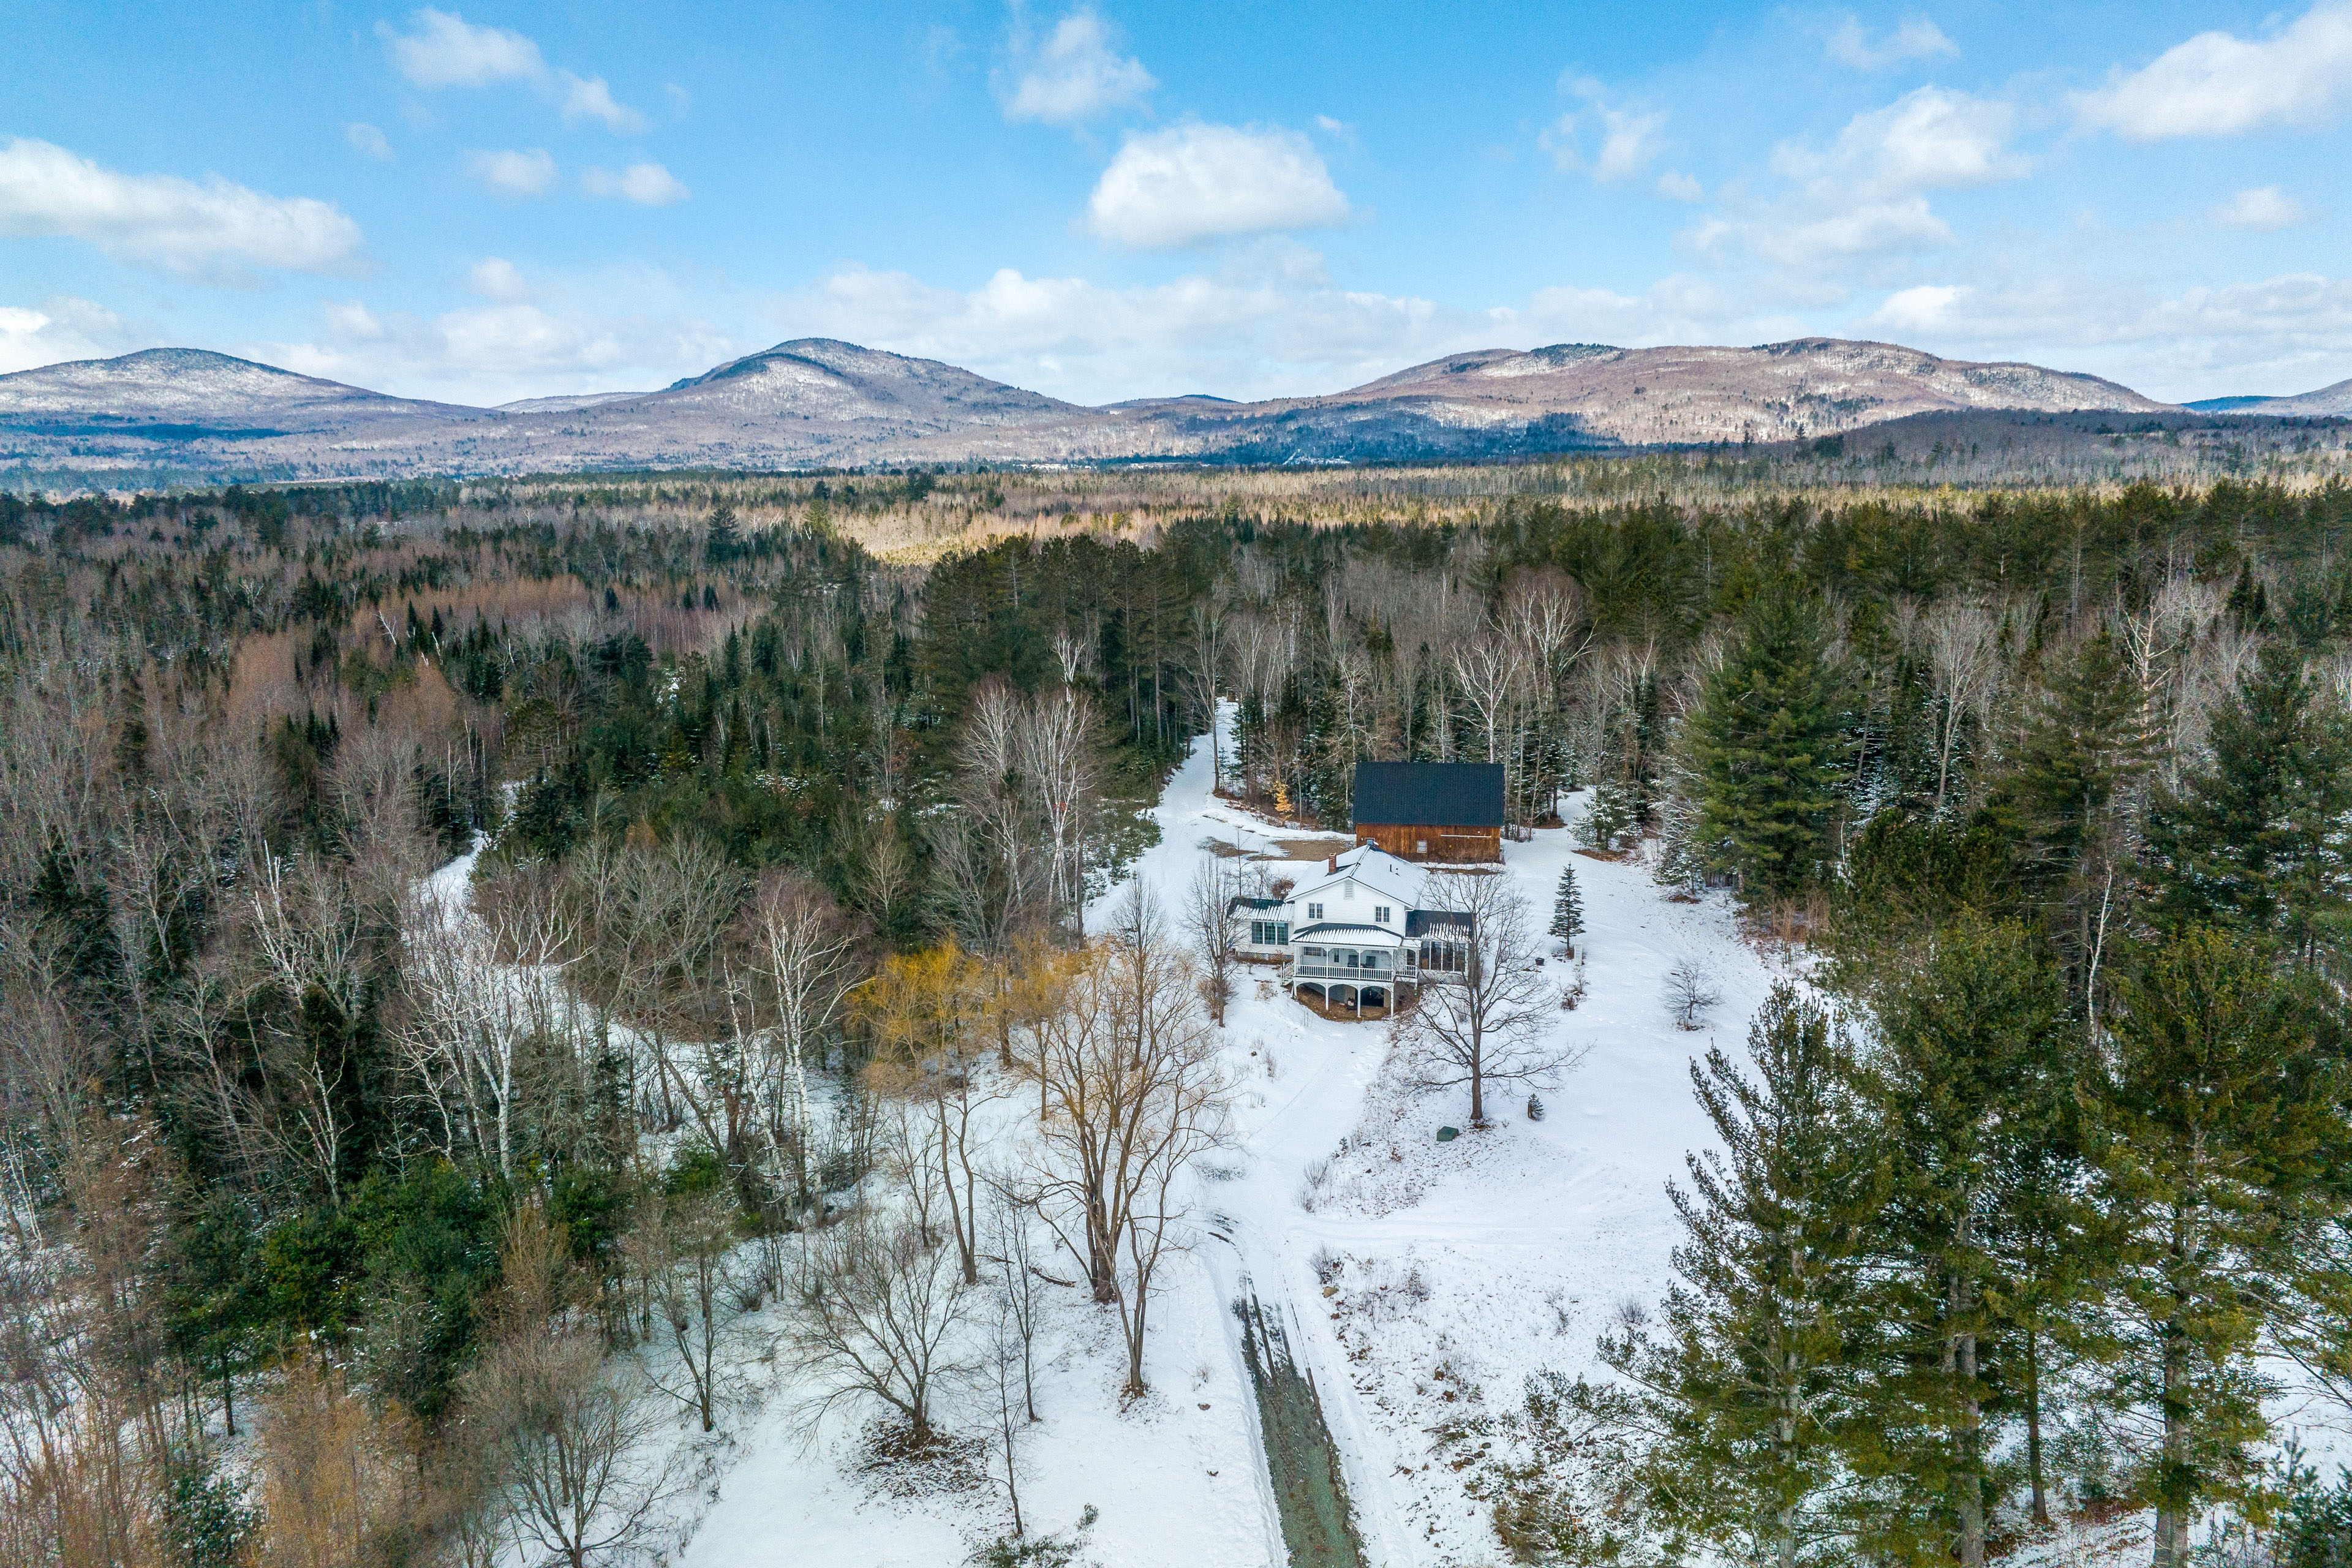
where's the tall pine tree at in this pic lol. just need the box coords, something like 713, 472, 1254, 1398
2092, 929, 2332, 1568
1841, 916, 2070, 1568
1604, 985, 1882, 1568
2147, 640, 2352, 968
1689, 594, 1854, 902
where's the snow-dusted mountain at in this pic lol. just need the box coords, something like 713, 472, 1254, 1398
0, 347, 484, 434
0, 334, 2183, 483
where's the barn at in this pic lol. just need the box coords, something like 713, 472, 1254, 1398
1349, 761, 1506, 862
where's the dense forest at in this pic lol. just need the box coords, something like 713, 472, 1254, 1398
4, 468, 2351, 1567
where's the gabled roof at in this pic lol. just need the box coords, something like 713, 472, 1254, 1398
1351, 761, 1506, 829
1289, 842, 1425, 909
1294, 924, 1402, 943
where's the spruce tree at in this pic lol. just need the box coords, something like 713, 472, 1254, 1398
1841, 916, 2070, 1568
1603, 985, 1881, 1568
1550, 863, 1585, 947
2002, 630, 2155, 1000
2147, 641, 2352, 966
1689, 593, 1854, 901
2092, 929, 2332, 1568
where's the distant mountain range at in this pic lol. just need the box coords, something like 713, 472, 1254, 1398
0, 333, 2289, 486
2183, 378, 2352, 418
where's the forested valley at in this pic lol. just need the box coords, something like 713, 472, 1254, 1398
6, 469, 2352, 1568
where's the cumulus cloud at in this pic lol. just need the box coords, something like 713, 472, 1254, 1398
345, 123, 394, 160
1656, 170, 1704, 202
2077, 1, 2352, 140
1541, 78, 1667, 182
1867, 282, 1969, 333
466, 148, 558, 197
0, 138, 364, 281
380, 8, 645, 132
0, 296, 127, 374
467, 257, 532, 300
767, 247, 1728, 404
2214, 186, 2312, 232
582, 161, 690, 206
1826, 15, 1958, 69
1858, 268, 2352, 399
1000, 7, 1155, 124
263, 266, 737, 405
1087, 124, 1350, 249
1694, 88, 2023, 271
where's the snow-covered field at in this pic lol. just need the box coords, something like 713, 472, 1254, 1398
655, 714, 1790, 1567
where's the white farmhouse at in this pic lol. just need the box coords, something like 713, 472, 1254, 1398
1234, 842, 1473, 1019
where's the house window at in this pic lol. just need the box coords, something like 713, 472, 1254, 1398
1307, 903, 1324, 921
1373, 905, 1391, 924
1251, 921, 1289, 946
1303, 946, 1325, 961
1415, 839, 1428, 854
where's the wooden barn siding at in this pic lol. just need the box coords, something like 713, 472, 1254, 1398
1354, 823, 1502, 862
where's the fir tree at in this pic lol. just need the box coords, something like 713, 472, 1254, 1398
1689, 593, 1855, 901
2001, 630, 2155, 1003
2147, 641, 2352, 967
1842, 916, 2070, 1568
1604, 985, 1882, 1568
2092, 929, 2333, 1568
1550, 863, 1585, 947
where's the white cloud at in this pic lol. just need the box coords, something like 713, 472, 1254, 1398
383, 9, 545, 86
582, 161, 690, 206
0, 296, 126, 374
2077, 1, 2352, 140
1868, 282, 1969, 333
1541, 78, 1667, 182
559, 75, 643, 133
466, 148, 558, 198
1826, 15, 1958, 70
1001, 8, 1155, 124
345, 123, 394, 160
1695, 88, 2023, 272
2214, 186, 2312, 232
1848, 268, 2352, 399
1779, 86, 2024, 193
264, 266, 737, 405
1656, 170, 1704, 202
1087, 124, 1350, 249
467, 257, 532, 301
0, 138, 364, 281
770, 248, 1736, 404
380, 9, 644, 131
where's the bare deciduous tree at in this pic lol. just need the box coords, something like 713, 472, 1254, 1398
1395, 872, 1567, 1125
1663, 955, 1723, 1031
628, 1188, 745, 1433
1031, 889, 1230, 1394
1920, 601, 2005, 814
466, 1332, 678, 1568
779, 1214, 976, 1446
1180, 854, 1245, 1027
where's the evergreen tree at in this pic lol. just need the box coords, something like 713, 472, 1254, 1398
2000, 630, 2155, 1002
704, 502, 741, 564
2092, 929, 2333, 1568
1689, 594, 1854, 901
1550, 863, 1585, 948
1604, 985, 1882, 1568
1841, 917, 2070, 1568
2147, 641, 2352, 967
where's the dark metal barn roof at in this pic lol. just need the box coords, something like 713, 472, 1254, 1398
1350, 762, 1506, 829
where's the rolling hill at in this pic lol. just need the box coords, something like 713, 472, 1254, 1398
0, 334, 2185, 484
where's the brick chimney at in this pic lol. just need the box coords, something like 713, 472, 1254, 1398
1327, 854, 1337, 874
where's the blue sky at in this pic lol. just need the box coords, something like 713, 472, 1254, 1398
4, 1, 2349, 405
